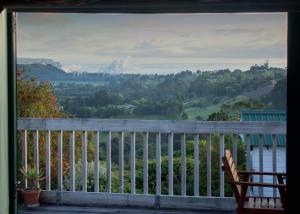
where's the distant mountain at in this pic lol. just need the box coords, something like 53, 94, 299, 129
17, 58, 62, 68
17, 63, 125, 82
17, 63, 67, 80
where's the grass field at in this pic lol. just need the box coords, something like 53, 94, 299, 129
185, 102, 222, 120
185, 95, 251, 120
110, 97, 247, 121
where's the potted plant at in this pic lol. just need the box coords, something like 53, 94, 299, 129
19, 166, 45, 207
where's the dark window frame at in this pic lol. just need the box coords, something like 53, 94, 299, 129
1, 1, 299, 213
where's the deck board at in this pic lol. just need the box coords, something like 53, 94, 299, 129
18, 205, 234, 214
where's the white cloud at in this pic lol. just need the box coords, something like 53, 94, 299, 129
63, 64, 82, 73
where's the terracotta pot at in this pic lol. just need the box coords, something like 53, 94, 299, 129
21, 188, 41, 207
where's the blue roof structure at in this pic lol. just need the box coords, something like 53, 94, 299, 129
240, 110, 286, 147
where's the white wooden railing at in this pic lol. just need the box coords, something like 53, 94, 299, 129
17, 118, 286, 210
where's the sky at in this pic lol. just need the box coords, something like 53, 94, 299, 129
17, 13, 287, 74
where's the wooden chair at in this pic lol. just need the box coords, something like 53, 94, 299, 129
222, 149, 287, 214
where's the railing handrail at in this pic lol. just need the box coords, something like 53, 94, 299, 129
17, 118, 286, 134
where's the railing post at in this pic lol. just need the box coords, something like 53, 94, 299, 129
143, 132, 148, 194
206, 134, 211, 197
245, 134, 253, 199
130, 132, 136, 194
259, 134, 264, 196
156, 132, 161, 195
21, 130, 28, 188
70, 131, 75, 191
220, 133, 225, 197
94, 131, 99, 192
82, 131, 87, 192
194, 134, 199, 196
272, 134, 277, 197
107, 131, 111, 193
168, 132, 173, 196
58, 131, 63, 191
45, 130, 51, 190
181, 133, 186, 196
232, 133, 238, 164
119, 131, 124, 193
245, 134, 251, 171
33, 130, 39, 188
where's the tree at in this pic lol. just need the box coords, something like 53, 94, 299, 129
17, 70, 68, 189
263, 78, 286, 109
17, 70, 65, 118
207, 111, 230, 121
263, 59, 269, 69
220, 101, 267, 120
195, 115, 204, 121
181, 112, 188, 120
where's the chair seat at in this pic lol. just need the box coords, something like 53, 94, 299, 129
244, 197, 284, 209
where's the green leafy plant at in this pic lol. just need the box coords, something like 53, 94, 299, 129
19, 166, 46, 190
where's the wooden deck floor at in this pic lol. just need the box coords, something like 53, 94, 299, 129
18, 205, 234, 214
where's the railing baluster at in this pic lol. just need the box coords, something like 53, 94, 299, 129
131, 132, 136, 194
272, 134, 277, 197
143, 132, 148, 194
94, 131, 99, 192
181, 133, 186, 196
33, 130, 39, 188
58, 131, 63, 191
168, 132, 173, 196
119, 131, 124, 193
70, 131, 75, 191
194, 134, 199, 196
156, 132, 161, 195
232, 133, 238, 164
245, 134, 251, 171
232, 133, 238, 197
206, 134, 211, 197
220, 133, 225, 197
82, 131, 87, 192
22, 130, 28, 188
45, 130, 51, 190
107, 131, 111, 193
259, 134, 264, 196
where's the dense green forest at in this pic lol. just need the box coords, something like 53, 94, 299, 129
19, 61, 286, 120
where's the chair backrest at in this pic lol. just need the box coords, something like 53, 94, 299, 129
222, 149, 241, 202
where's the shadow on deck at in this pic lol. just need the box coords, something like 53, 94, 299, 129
18, 205, 235, 214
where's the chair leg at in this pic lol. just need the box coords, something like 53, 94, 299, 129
236, 207, 243, 214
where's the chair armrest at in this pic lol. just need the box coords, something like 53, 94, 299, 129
233, 181, 286, 188
238, 171, 287, 176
